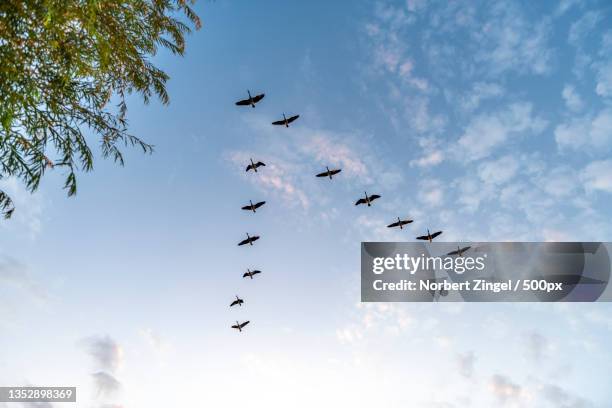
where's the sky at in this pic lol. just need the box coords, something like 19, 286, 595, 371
1, 0, 612, 407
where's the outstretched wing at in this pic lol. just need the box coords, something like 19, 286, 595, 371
241, 205, 252, 211
431, 231, 443, 239
416, 235, 429, 240
272, 119, 285, 125
387, 221, 400, 228
460, 245, 471, 253
253, 201, 266, 209
230, 300, 239, 307
252, 93, 265, 103
369, 194, 381, 201
250, 236, 260, 243
355, 198, 367, 206
255, 161, 266, 168
330, 169, 342, 176
401, 220, 413, 226
238, 238, 249, 246
315, 171, 329, 177
251, 270, 261, 275
240, 321, 250, 328
231, 324, 239, 329
447, 248, 460, 255
245, 164, 254, 172
286, 115, 300, 124
235, 98, 251, 106
242, 272, 250, 278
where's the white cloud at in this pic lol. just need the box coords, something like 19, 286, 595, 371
0, 177, 43, 239
561, 85, 584, 112
82, 335, 124, 372
418, 179, 444, 207
410, 150, 443, 168
581, 160, 612, 193
460, 82, 504, 112
489, 374, 524, 404
456, 351, 476, 378
456, 103, 547, 161
478, 155, 520, 185
568, 11, 602, 46
555, 109, 612, 152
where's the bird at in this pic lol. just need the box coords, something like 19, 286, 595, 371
246, 158, 265, 173
235, 90, 265, 108
416, 229, 443, 242
242, 200, 266, 213
355, 191, 381, 207
316, 166, 342, 180
231, 320, 250, 332
272, 113, 300, 127
238, 233, 260, 246
387, 216, 414, 229
243, 269, 262, 279
447, 246, 471, 256
230, 295, 244, 307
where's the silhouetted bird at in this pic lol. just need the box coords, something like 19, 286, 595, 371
238, 233, 260, 246
387, 217, 413, 229
246, 158, 266, 173
447, 246, 471, 256
235, 90, 265, 108
243, 269, 262, 279
230, 295, 244, 307
272, 113, 300, 127
316, 166, 342, 180
242, 200, 266, 213
355, 192, 381, 207
416, 229, 443, 242
231, 320, 250, 332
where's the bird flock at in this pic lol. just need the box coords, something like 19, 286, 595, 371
229, 89, 445, 333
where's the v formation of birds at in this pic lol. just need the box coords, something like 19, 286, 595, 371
230, 90, 446, 333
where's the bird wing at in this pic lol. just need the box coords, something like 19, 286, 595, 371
272, 119, 285, 125
447, 249, 460, 255
241, 205, 252, 210
240, 321, 250, 328
416, 235, 428, 240
369, 194, 381, 201
315, 171, 328, 177
286, 115, 300, 123
252, 93, 265, 103
431, 231, 443, 239
460, 246, 471, 253
251, 270, 261, 275
330, 169, 342, 175
401, 220, 413, 225
250, 236, 260, 242
230, 300, 238, 307
238, 238, 249, 246
255, 161, 266, 167
387, 222, 400, 228
235, 98, 250, 106
253, 201, 266, 209
242, 272, 250, 277
245, 164, 254, 172
355, 198, 367, 206
231, 324, 239, 329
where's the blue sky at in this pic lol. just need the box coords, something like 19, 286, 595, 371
1, 0, 612, 407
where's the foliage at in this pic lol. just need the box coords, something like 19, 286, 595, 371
0, 0, 201, 218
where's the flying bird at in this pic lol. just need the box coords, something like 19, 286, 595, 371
235, 90, 265, 108
230, 295, 244, 307
243, 269, 262, 279
316, 166, 342, 180
272, 113, 300, 127
246, 158, 265, 173
447, 246, 471, 256
387, 217, 414, 229
238, 233, 260, 246
355, 192, 381, 207
231, 320, 250, 332
416, 229, 443, 242
242, 200, 266, 213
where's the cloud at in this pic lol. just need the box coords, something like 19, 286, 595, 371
489, 374, 524, 404
524, 331, 549, 361
541, 384, 593, 408
555, 109, 612, 152
418, 179, 444, 207
474, 3, 553, 75
561, 85, 584, 112
456, 103, 547, 161
478, 155, 520, 185
92, 372, 121, 397
82, 335, 123, 372
568, 11, 602, 46
300, 135, 369, 180
0, 177, 43, 239
460, 82, 504, 112
581, 160, 612, 193
0, 256, 49, 301
456, 351, 476, 378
